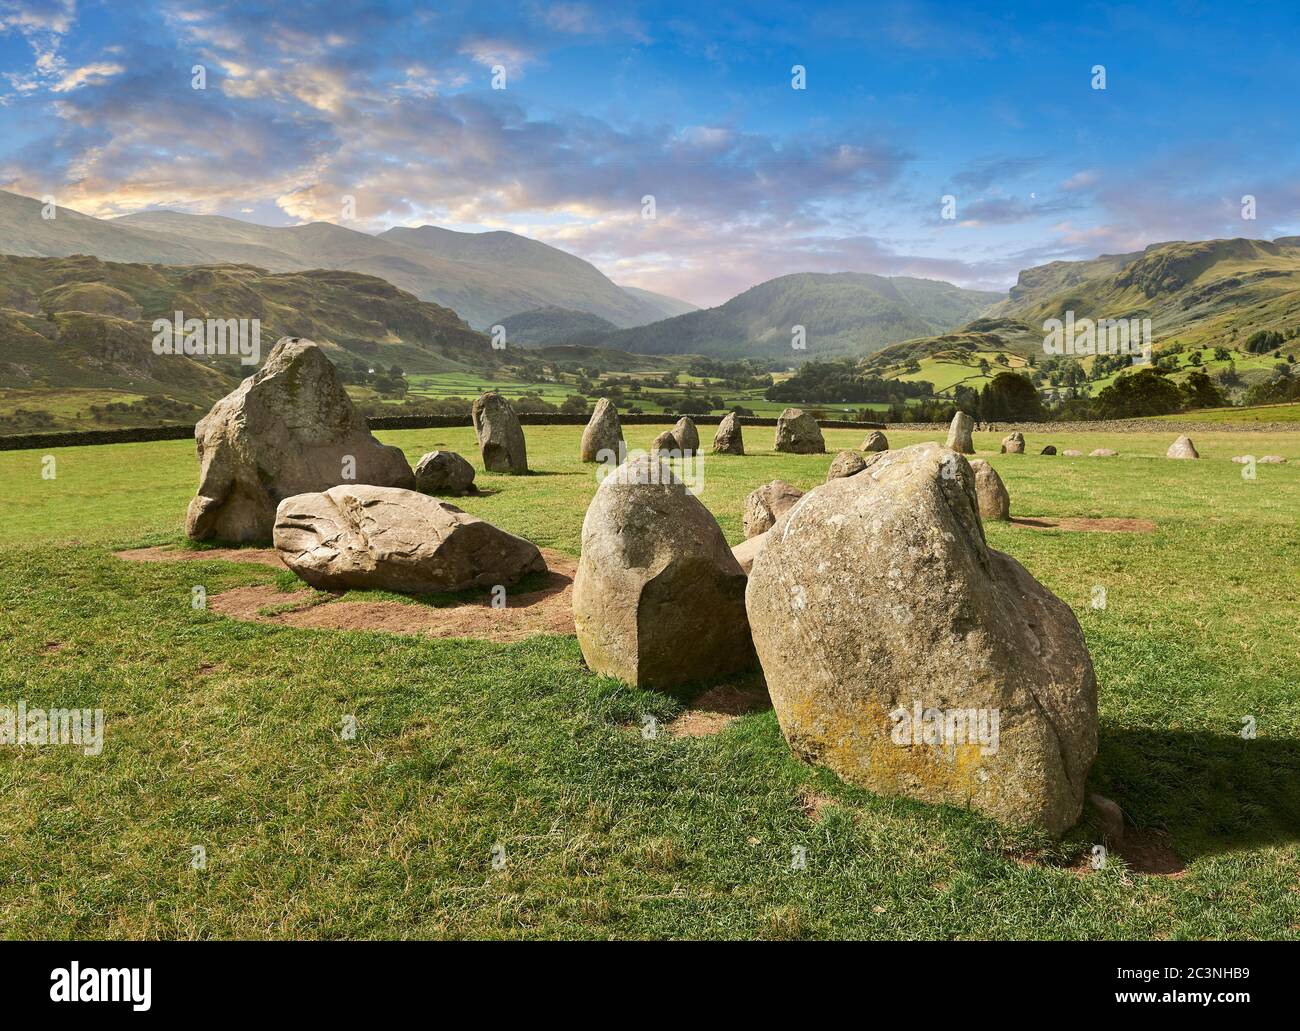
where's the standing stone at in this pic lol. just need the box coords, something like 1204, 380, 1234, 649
185, 337, 414, 544
1041, 445, 1057, 455
969, 458, 1010, 521
827, 450, 868, 481
945, 411, 975, 454
1166, 435, 1199, 459
415, 450, 476, 496
712, 411, 745, 454
573, 454, 755, 689
580, 398, 624, 463
672, 417, 700, 454
745, 443, 1098, 835
274, 485, 545, 594
1001, 431, 1025, 454
651, 429, 680, 456
862, 430, 889, 452
472, 391, 528, 473
775, 408, 825, 454
743, 480, 805, 538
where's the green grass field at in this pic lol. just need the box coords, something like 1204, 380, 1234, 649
2, 425, 1298, 939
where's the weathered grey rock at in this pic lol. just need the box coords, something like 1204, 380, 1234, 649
414, 451, 476, 496
672, 417, 700, 454
472, 391, 528, 473
712, 411, 745, 454
827, 450, 868, 481
1166, 435, 1199, 459
1001, 432, 1025, 454
1088, 794, 1125, 847
1090, 448, 1118, 457
1231, 455, 1252, 464
1040, 445, 1057, 455
650, 429, 680, 456
743, 479, 805, 538
745, 442, 1098, 835
580, 398, 624, 463
274, 485, 545, 594
1260, 455, 1287, 464
1062, 449, 1083, 457
731, 531, 769, 576
969, 458, 1010, 521
945, 411, 975, 454
572, 454, 755, 689
774, 408, 825, 454
862, 430, 889, 452
185, 337, 414, 544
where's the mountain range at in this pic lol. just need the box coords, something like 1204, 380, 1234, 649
0, 189, 694, 330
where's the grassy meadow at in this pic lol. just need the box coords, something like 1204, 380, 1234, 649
2, 424, 1298, 939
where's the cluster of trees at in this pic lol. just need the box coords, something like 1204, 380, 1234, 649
764, 359, 934, 405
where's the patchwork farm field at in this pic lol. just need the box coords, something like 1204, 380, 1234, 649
2, 425, 1299, 939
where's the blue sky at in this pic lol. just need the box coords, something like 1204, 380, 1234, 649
1, 0, 1298, 305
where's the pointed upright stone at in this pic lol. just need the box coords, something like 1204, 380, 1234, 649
472, 391, 528, 473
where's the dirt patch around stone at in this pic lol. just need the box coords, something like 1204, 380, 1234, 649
665, 680, 773, 738
117, 545, 577, 643
1016, 829, 1185, 879
116, 545, 286, 568
798, 788, 836, 824
1010, 516, 1156, 534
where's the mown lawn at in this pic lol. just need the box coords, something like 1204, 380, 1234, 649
1, 424, 1298, 939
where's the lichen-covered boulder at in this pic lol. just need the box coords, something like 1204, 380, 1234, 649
945, 411, 975, 454
414, 451, 476, 496
775, 408, 825, 454
572, 454, 755, 689
713, 412, 745, 455
969, 458, 1010, 521
745, 443, 1098, 835
185, 337, 414, 544
743, 479, 805, 538
1001, 432, 1025, 454
863, 431, 889, 452
274, 485, 545, 594
672, 417, 700, 454
827, 450, 868, 481
580, 398, 624, 463
1166, 435, 1199, 459
472, 391, 528, 473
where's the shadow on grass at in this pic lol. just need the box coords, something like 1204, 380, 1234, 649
1095, 725, 1300, 862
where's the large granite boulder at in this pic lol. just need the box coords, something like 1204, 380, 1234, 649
185, 337, 414, 544
827, 450, 868, 481
945, 411, 975, 454
1166, 435, 1199, 459
274, 485, 545, 594
862, 430, 889, 452
415, 451, 476, 496
969, 458, 1010, 521
775, 408, 825, 454
1001, 432, 1025, 454
472, 391, 528, 473
572, 454, 755, 689
672, 417, 700, 454
743, 479, 805, 538
580, 398, 624, 463
745, 442, 1098, 835
713, 412, 745, 454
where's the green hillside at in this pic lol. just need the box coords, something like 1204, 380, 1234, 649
495, 306, 618, 345
566, 272, 1001, 360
